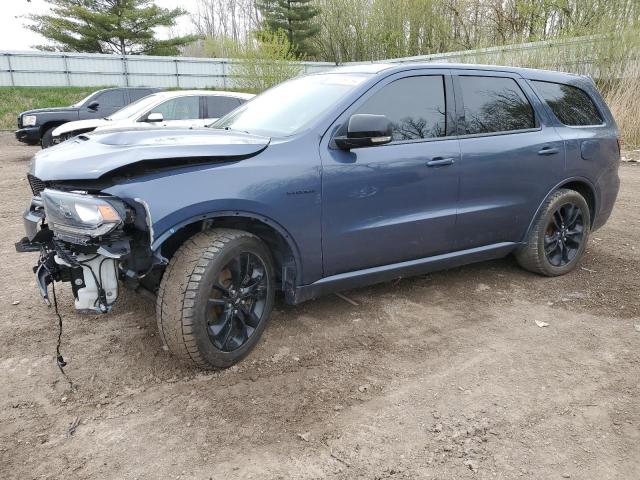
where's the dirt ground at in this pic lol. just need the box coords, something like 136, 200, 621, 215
0, 132, 638, 480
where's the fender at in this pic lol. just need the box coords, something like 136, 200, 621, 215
521, 175, 598, 243
150, 209, 304, 283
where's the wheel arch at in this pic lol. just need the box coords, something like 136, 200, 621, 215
523, 177, 597, 242
39, 120, 67, 138
152, 211, 303, 302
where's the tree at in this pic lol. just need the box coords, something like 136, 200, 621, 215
256, 0, 320, 58
27, 0, 200, 55
231, 30, 302, 91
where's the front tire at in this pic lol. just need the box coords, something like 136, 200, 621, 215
516, 188, 590, 276
41, 126, 57, 148
157, 229, 275, 369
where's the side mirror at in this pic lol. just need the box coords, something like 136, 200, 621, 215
146, 112, 163, 123
87, 101, 100, 111
334, 114, 393, 150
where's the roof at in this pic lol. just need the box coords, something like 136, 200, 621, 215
324, 62, 584, 83
150, 90, 254, 100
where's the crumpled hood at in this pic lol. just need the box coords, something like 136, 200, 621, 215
53, 118, 109, 137
31, 127, 270, 181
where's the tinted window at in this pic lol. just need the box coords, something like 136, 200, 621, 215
355, 76, 446, 141
149, 96, 200, 120
532, 81, 603, 126
459, 76, 535, 134
95, 89, 125, 107
129, 89, 155, 102
206, 96, 242, 118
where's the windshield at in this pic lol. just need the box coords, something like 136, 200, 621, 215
71, 92, 97, 108
106, 94, 162, 120
212, 73, 370, 136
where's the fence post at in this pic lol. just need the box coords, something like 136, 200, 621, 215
175, 59, 180, 88
62, 54, 71, 86
6, 53, 14, 86
222, 60, 227, 89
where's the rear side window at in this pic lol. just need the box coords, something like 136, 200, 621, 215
206, 96, 242, 118
458, 76, 536, 135
355, 75, 447, 141
95, 89, 125, 107
531, 81, 603, 126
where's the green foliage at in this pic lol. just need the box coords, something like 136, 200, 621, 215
0, 86, 100, 130
313, 0, 640, 62
191, 36, 243, 59
257, 0, 320, 58
231, 30, 302, 92
27, 0, 200, 55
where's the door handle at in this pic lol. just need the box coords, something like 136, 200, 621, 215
427, 157, 455, 167
537, 146, 560, 156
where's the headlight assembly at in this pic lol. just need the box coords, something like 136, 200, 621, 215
41, 189, 125, 242
22, 115, 37, 127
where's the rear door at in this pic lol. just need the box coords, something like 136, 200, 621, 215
452, 71, 565, 250
321, 71, 461, 276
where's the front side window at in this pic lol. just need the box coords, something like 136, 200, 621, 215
148, 96, 200, 121
95, 89, 125, 107
355, 76, 447, 141
459, 76, 536, 135
531, 81, 603, 126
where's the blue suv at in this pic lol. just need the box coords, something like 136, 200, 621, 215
16, 63, 621, 368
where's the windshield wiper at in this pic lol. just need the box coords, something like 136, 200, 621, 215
220, 126, 251, 135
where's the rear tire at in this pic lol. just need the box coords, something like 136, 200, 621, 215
156, 228, 275, 369
516, 188, 590, 276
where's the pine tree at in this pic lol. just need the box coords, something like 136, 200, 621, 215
28, 0, 200, 55
257, 0, 320, 58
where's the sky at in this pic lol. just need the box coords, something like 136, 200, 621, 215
2, 0, 200, 51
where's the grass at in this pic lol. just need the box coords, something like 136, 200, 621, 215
602, 73, 640, 150
0, 86, 101, 130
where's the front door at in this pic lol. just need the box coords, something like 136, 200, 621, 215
141, 95, 203, 128
321, 72, 461, 276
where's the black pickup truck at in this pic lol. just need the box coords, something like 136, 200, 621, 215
16, 87, 160, 148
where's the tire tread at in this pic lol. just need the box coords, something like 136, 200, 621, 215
156, 228, 259, 369
516, 188, 589, 276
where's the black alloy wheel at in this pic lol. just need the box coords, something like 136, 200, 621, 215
157, 229, 275, 369
515, 188, 590, 277
543, 202, 585, 267
206, 252, 268, 352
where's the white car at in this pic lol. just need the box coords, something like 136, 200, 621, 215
52, 90, 254, 141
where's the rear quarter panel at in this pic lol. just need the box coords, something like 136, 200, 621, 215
524, 74, 620, 230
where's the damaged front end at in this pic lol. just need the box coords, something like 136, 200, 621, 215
15, 186, 142, 313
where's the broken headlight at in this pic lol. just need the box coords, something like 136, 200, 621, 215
41, 189, 125, 241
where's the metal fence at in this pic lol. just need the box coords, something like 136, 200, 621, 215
0, 36, 633, 88
379, 35, 638, 79
0, 50, 336, 89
